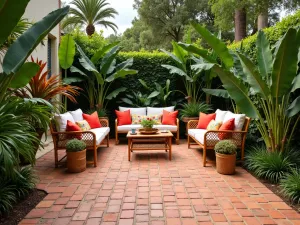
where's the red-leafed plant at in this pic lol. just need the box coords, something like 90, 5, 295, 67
14, 57, 81, 103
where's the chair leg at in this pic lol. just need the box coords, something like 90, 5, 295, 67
115, 132, 119, 145
107, 135, 110, 147
176, 131, 180, 145
203, 146, 207, 167
93, 147, 97, 167
54, 148, 58, 168
241, 146, 244, 161
187, 135, 190, 149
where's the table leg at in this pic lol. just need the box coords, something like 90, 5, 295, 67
165, 138, 168, 152
128, 138, 131, 161
168, 137, 172, 160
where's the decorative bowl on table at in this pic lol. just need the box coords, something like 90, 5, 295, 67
139, 128, 159, 135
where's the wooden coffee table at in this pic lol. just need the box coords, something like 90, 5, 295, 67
127, 130, 173, 161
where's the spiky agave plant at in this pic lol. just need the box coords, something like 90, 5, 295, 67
14, 57, 81, 105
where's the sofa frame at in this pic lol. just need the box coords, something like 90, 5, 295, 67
50, 119, 109, 168
115, 118, 180, 145
187, 117, 251, 167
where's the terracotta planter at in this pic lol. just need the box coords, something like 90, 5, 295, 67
181, 117, 199, 123
67, 149, 86, 173
143, 127, 154, 131
216, 153, 236, 175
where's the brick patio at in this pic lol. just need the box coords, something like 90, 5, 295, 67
20, 140, 300, 225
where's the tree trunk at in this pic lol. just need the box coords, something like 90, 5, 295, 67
258, 12, 268, 30
234, 8, 247, 41
86, 24, 95, 36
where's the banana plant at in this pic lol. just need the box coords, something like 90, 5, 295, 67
65, 42, 138, 109
120, 92, 157, 107
179, 22, 300, 152
0, 3, 70, 101
161, 41, 202, 103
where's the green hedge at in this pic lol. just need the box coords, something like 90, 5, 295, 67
228, 10, 300, 61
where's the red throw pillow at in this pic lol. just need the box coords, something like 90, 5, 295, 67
218, 118, 235, 140
162, 110, 178, 125
66, 120, 82, 140
82, 111, 102, 129
197, 113, 216, 129
115, 110, 132, 126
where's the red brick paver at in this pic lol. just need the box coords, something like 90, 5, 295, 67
20, 140, 299, 224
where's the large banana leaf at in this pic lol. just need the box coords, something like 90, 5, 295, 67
106, 87, 127, 100
213, 65, 258, 118
70, 66, 88, 77
115, 58, 133, 71
3, 6, 70, 75
161, 65, 192, 81
271, 28, 299, 98
160, 49, 186, 71
63, 77, 85, 85
9, 62, 40, 88
286, 96, 300, 117
91, 41, 119, 64
105, 69, 137, 82
100, 46, 120, 75
256, 30, 273, 81
202, 88, 230, 98
291, 74, 300, 92
191, 22, 234, 69
148, 91, 160, 98
59, 34, 75, 69
172, 41, 188, 65
178, 43, 217, 64
0, 0, 30, 46
237, 53, 270, 99
191, 63, 215, 73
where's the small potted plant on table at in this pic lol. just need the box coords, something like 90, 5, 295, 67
66, 139, 87, 173
140, 118, 157, 131
214, 140, 237, 175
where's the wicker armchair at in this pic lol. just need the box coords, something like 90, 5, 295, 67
187, 117, 251, 166
50, 119, 109, 168
115, 118, 180, 145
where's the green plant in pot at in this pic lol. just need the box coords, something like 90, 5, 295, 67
180, 102, 212, 122
66, 139, 87, 173
140, 118, 157, 131
214, 140, 237, 175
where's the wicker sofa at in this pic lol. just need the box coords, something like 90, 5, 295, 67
50, 109, 110, 167
187, 110, 250, 166
115, 106, 180, 145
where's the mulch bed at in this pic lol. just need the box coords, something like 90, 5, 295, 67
0, 189, 47, 225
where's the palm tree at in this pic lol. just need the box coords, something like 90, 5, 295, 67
62, 0, 118, 36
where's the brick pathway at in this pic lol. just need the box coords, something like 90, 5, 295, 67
20, 140, 300, 225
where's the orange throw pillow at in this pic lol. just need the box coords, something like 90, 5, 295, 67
66, 120, 82, 139
162, 110, 178, 125
115, 110, 132, 126
197, 113, 216, 129
218, 118, 235, 140
82, 111, 102, 129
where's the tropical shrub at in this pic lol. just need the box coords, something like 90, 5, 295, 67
120, 91, 157, 107
280, 169, 300, 204
215, 140, 237, 155
179, 24, 300, 152
65, 42, 138, 110
245, 146, 295, 183
180, 102, 212, 118
66, 139, 86, 152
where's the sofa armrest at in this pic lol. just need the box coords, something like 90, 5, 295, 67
99, 118, 109, 127
187, 120, 199, 130
204, 130, 247, 146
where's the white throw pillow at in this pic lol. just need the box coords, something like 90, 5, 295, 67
147, 106, 175, 116
223, 111, 246, 131
54, 112, 75, 132
69, 109, 83, 122
215, 109, 229, 123
119, 106, 146, 116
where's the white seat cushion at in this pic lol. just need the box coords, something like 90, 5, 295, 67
119, 107, 146, 116
54, 112, 75, 132
223, 111, 246, 131
69, 109, 83, 122
189, 129, 220, 145
117, 124, 142, 132
90, 127, 110, 145
147, 106, 175, 116
153, 124, 177, 132
188, 129, 206, 138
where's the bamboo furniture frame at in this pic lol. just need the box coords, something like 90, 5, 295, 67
187, 117, 251, 167
127, 131, 173, 161
50, 119, 109, 168
115, 118, 180, 145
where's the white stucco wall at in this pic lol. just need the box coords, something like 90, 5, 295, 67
23, 0, 60, 75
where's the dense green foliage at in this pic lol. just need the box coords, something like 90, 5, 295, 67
245, 146, 295, 183
180, 102, 212, 118
280, 169, 300, 203
229, 10, 300, 61
66, 139, 87, 152
214, 140, 237, 155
